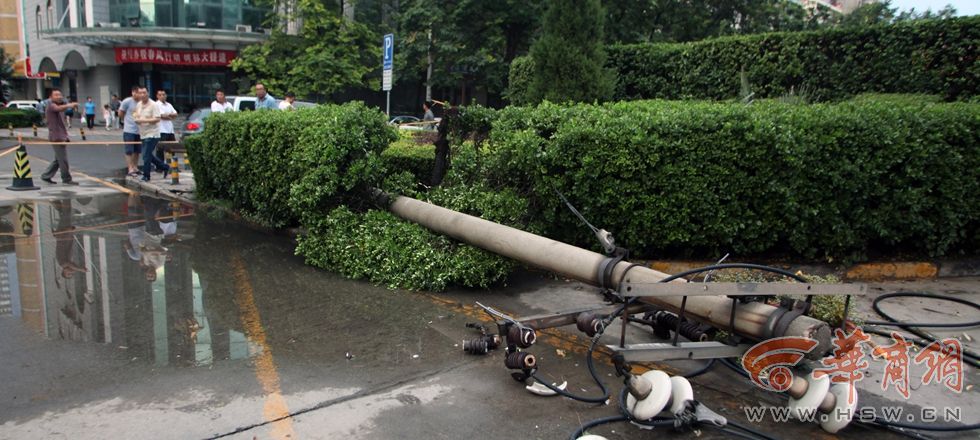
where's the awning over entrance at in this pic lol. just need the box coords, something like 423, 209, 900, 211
40, 27, 267, 49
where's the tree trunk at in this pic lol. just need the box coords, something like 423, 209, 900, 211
342, 0, 356, 22
425, 28, 433, 101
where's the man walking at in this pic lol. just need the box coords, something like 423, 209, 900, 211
133, 87, 168, 182
211, 90, 233, 113
155, 89, 178, 162
118, 86, 141, 176
84, 96, 96, 129
255, 83, 277, 110
40, 90, 79, 185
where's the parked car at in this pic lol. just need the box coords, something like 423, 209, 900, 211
389, 115, 439, 131
180, 108, 211, 138
5, 100, 41, 111
179, 99, 317, 140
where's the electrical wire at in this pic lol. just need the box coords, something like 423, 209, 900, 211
860, 291, 980, 368
530, 337, 610, 404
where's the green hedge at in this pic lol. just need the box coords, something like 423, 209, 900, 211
188, 104, 518, 291
0, 108, 43, 128
381, 139, 435, 186
608, 17, 979, 102
186, 103, 395, 227
480, 98, 979, 261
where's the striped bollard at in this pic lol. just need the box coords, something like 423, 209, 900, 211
32, 124, 37, 137
7, 124, 13, 136
80, 126, 86, 141
170, 153, 180, 185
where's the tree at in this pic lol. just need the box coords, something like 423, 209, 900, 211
391, 0, 541, 104
231, 0, 376, 99
528, 0, 614, 104
0, 48, 13, 104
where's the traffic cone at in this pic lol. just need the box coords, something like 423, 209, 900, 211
16, 203, 34, 236
7, 140, 40, 191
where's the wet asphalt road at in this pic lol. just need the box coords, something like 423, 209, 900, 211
0, 138, 975, 439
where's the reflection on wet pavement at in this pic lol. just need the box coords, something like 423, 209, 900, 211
0, 194, 212, 364
0, 192, 471, 438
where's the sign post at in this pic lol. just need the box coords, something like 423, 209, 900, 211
382, 33, 394, 117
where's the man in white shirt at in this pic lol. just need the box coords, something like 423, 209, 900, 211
155, 89, 178, 163
133, 86, 169, 182
211, 89, 233, 113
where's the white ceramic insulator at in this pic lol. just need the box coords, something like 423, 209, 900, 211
625, 370, 672, 421
668, 376, 694, 415
788, 373, 830, 420
820, 383, 857, 434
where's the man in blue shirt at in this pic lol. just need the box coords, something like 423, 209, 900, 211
255, 83, 278, 110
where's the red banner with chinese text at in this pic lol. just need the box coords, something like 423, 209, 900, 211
114, 47, 237, 66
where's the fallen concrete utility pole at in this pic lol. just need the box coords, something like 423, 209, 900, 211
379, 192, 835, 354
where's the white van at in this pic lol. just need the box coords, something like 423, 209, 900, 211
225, 96, 314, 111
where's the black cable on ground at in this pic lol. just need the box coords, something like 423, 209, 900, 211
567, 415, 629, 440
861, 291, 980, 367
530, 337, 610, 404
682, 358, 717, 378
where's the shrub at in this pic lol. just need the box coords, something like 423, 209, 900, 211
609, 17, 980, 102
381, 138, 435, 186
481, 98, 980, 262
0, 108, 42, 128
186, 103, 396, 227
505, 56, 535, 105
296, 180, 530, 291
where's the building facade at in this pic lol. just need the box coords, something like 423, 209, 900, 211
15, 0, 270, 112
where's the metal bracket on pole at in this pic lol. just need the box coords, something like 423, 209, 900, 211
619, 282, 867, 298
609, 341, 752, 362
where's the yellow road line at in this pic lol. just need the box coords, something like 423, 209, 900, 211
231, 254, 296, 440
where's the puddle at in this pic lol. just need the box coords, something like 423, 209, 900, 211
0, 193, 453, 370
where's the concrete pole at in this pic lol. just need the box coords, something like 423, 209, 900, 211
381, 193, 832, 355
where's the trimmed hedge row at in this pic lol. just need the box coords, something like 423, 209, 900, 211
0, 108, 43, 128
478, 98, 980, 261
186, 103, 396, 227
608, 17, 979, 102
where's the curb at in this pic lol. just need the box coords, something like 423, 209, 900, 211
645, 259, 980, 281
121, 174, 196, 205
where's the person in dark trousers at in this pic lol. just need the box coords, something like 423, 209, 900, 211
84, 96, 96, 129
41, 90, 79, 185
64, 98, 75, 128
155, 89, 178, 162
110, 94, 121, 128
118, 86, 141, 176
133, 86, 169, 182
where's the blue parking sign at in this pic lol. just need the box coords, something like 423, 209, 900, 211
383, 34, 394, 70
